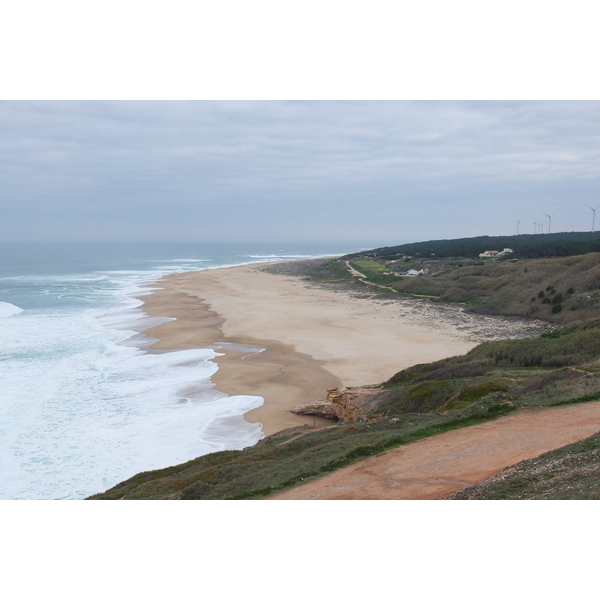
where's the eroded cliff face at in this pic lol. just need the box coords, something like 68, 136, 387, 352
290, 388, 376, 422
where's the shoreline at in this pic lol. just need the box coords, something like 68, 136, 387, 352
139, 261, 547, 436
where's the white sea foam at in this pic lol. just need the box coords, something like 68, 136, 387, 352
0, 268, 264, 500
0, 302, 23, 318
165, 258, 210, 263
246, 254, 314, 258
0, 244, 356, 499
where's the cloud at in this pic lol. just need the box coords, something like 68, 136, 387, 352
1, 101, 599, 242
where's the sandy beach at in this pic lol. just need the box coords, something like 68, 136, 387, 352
140, 262, 545, 436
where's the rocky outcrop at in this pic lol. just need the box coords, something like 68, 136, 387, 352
290, 388, 368, 422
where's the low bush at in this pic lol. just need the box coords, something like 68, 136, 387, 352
463, 328, 600, 367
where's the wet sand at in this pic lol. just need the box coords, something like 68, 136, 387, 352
140, 262, 544, 436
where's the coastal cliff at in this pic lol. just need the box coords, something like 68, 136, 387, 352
290, 388, 370, 422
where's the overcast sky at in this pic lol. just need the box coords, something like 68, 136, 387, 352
1, 100, 599, 246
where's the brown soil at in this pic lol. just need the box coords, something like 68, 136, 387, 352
270, 402, 600, 499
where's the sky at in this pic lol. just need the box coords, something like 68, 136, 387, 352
1, 100, 599, 246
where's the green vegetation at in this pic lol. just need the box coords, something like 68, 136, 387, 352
349, 259, 405, 287
308, 259, 353, 281
374, 327, 600, 421
549, 391, 600, 407
351, 259, 388, 273
346, 231, 600, 260
459, 328, 600, 367
313, 252, 600, 325
269, 243, 600, 326
444, 382, 507, 411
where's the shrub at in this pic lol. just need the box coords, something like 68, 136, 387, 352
552, 293, 563, 305
568, 287, 575, 294
381, 381, 454, 413
462, 328, 600, 367
417, 361, 490, 381
517, 368, 579, 395
552, 304, 563, 313
538, 290, 545, 298
440, 287, 468, 302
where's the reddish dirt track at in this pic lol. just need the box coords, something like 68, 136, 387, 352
270, 403, 600, 500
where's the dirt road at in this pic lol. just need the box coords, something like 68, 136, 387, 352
270, 403, 600, 500
345, 260, 398, 293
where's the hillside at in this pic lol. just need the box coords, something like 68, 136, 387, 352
346, 231, 600, 260
296, 251, 600, 325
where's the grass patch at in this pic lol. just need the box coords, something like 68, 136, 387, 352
549, 392, 600, 407
466, 298, 484, 306
443, 382, 507, 411
350, 259, 389, 273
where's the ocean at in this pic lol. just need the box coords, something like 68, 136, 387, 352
0, 241, 360, 499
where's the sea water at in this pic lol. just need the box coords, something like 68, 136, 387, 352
0, 241, 358, 499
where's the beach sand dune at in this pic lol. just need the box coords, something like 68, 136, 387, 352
141, 263, 541, 435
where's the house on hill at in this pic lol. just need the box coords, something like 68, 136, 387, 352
479, 248, 514, 258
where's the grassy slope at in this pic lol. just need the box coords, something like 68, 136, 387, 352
346, 231, 600, 260
327, 251, 600, 325
390, 253, 600, 323
337, 233, 600, 324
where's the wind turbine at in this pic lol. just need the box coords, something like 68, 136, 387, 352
587, 205, 600, 233
543, 211, 557, 234
517, 220, 522, 235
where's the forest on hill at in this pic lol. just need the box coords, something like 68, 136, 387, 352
347, 231, 600, 260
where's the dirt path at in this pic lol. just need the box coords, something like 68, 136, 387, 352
345, 260, 367, 278
344, 260, 398, 293
270, 403, 600, 500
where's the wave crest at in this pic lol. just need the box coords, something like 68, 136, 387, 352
0, 302, 24, 318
